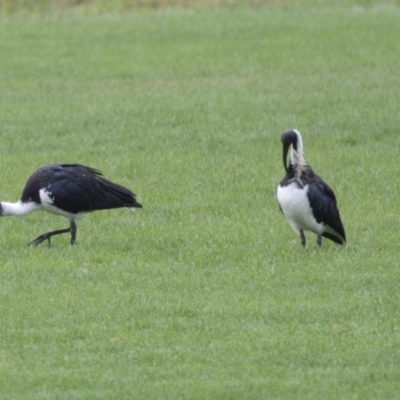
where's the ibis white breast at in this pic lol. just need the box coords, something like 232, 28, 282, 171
277, 182, 323, 234
38, 188, 84, 220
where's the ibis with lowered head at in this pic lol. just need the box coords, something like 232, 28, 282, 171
277, 130, 345, 247
0, 163, 142, 246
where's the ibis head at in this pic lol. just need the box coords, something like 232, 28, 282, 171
281, 130, 302, 172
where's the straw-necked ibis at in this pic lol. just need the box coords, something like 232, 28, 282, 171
277, 130, 345, 247
0, 163, 142, 246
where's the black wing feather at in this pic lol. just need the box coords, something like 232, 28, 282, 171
306, 174, 346, 243
21, 164, 142, 214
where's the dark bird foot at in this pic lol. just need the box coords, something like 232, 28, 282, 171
28, 232, 55, 247
28, 222, 77, 247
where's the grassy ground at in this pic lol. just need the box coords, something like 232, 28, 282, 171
2, 0, 400, 14
1, 4, 400, 399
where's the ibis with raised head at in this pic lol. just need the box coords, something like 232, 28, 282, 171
0, 163, 142, 246
277, 130, 346, 247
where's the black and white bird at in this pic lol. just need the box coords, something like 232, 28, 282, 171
0, 164, 142, 246
277, 129, 346, 247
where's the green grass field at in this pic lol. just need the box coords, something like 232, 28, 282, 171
1, 3, 400, 399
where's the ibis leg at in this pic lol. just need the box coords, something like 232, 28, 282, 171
28, 221, 77, 247
317, 233, 322, 247
300, 230, 306, 247
70, 221, 77, 245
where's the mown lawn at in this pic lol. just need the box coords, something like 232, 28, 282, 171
0, 4, 400, 399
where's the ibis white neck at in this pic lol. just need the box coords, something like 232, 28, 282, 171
289, 130, 308, 174
292, 129, 304, 152
0, 201, 41, 216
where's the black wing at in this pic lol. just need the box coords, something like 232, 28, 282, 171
22, 164, 142, 214
306, 175, 346, 244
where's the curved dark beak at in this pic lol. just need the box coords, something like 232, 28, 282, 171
282, 141, 290, 172
281, 130, 297, 172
